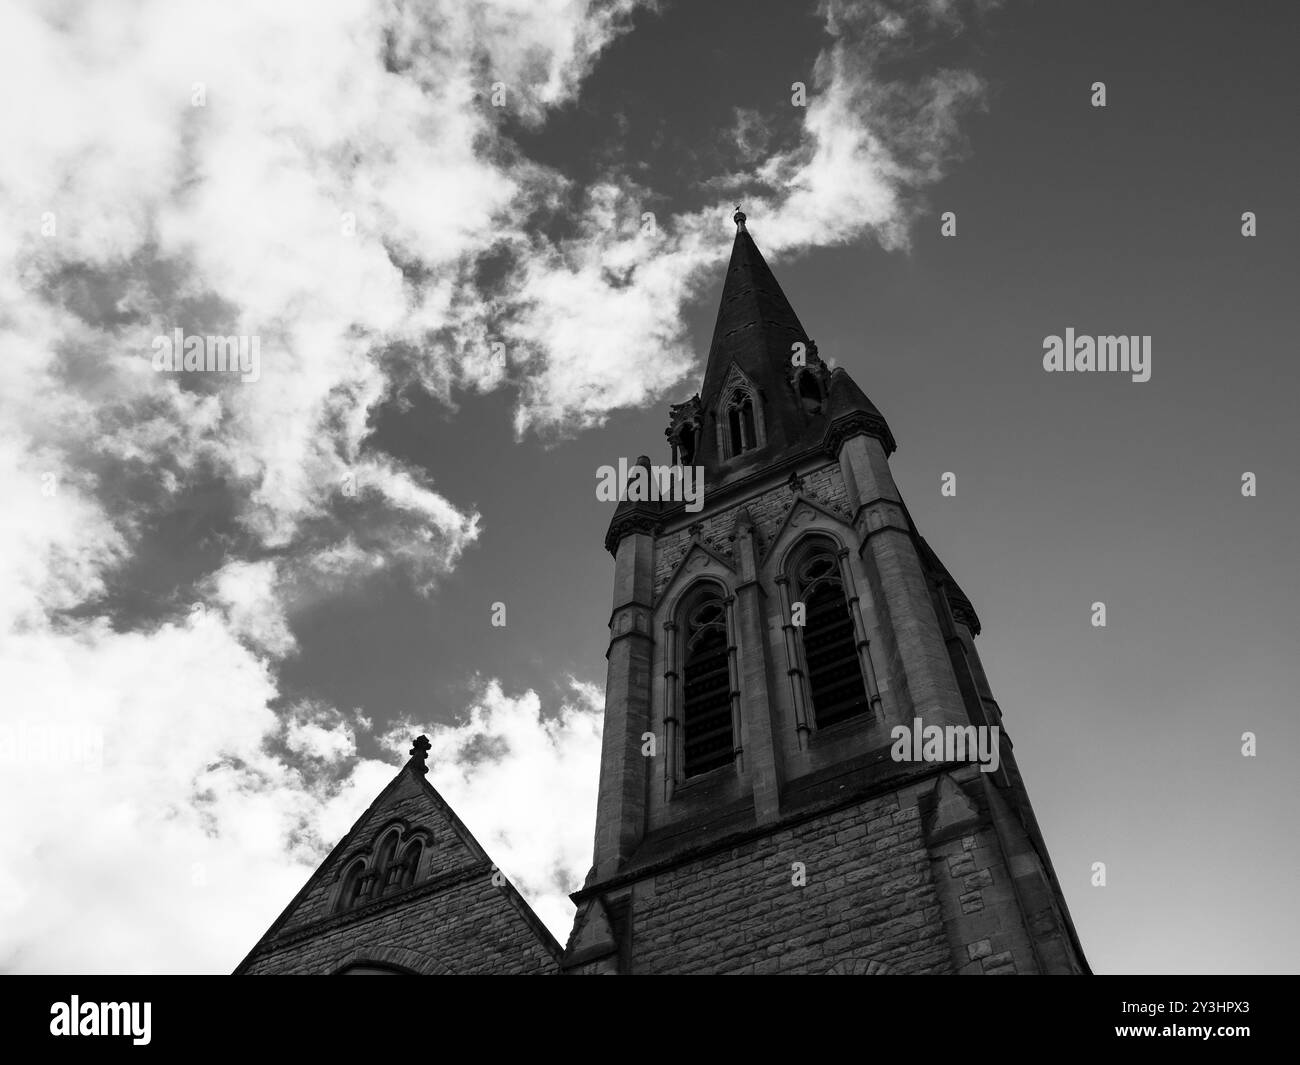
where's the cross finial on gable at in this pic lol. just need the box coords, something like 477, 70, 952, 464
409, 735, 431, 775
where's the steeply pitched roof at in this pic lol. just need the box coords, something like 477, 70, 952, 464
234, 742, 562, 974
689, 213, 812, 471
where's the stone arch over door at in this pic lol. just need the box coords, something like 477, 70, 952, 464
328, 944, 449, 975
825, 958, 892, 975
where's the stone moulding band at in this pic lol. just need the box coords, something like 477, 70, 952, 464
247, 861, 492, 959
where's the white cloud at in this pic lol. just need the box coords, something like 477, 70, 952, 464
0, 0, 629, 975
285, 705, 359, 764
412, 679, 604, 938
0, 591, 604, 971
499, 0, 994, 433
734, 0, 993, 257
206, 559, 296, 658
0, 613, 316, 973
502, 189, 720, 434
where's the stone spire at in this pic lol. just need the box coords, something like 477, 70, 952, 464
695, 212, 813, 472
684, 211, 896, 476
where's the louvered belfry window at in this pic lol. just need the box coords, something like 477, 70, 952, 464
797, 552, 870, 728
681, 591, 734, 777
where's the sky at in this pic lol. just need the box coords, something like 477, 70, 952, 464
0, 0, 1296, 975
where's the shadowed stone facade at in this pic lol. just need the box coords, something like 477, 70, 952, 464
239, 213, 1088, 976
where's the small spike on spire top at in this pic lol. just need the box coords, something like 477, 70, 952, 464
732, 204, 746, 231
409, 735, 431, 775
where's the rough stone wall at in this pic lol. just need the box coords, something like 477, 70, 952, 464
626, 789, 954, 975
242, 873, 559, 975
927, 827, 1027, 975
919, 767, 1042, 975
653, 461, 849, 598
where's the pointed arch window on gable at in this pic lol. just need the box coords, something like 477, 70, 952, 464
794, 548, 871, 729
681, 589, 735, 777
338, 859, 369, 912
726, 391, 758, 457
374, 828, 400, 894
397, 840, 422, 890
334, 825, 429, 913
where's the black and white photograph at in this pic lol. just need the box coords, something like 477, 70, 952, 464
0, 0, 1295, 1044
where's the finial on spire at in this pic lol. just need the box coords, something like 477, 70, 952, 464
409, 735, 431, 775
733, 204, 747, 231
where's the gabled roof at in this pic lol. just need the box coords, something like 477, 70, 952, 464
233, 741, 562, 974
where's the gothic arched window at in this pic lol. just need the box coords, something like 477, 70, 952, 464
336, 860, 368, 913
726, 391, 757, 456
794, 548, 870, 729
397, 840, 422, 889
681, 588, 734, 777
334, 824, 430, 913
374, 829, 400, 895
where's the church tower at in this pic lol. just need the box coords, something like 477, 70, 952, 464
562, 210, 1090, 975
